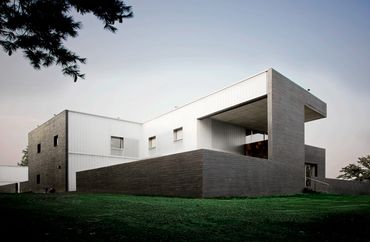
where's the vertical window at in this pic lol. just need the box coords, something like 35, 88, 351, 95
36, 174, 40, 184
173, 127, 183, 141
111, 136, 124, 149
148, 136, 156, 149
37, 144, 41, 153
54, 135, 58, 147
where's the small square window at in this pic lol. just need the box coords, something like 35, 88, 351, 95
54, 135, 58, 147
173, 127, 183, 141
111, 136, 124, 149
148, 136, 156, 149
37, 144, 41, 153
36, 174, 40, 184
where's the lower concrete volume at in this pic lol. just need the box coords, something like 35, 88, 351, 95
77, 149, 370, 197
77, 149, 304, 197
77, 150, 203, 197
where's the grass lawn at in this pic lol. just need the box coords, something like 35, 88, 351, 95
1, 193, 370, 241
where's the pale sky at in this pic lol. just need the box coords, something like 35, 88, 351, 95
0, 0, 369, 178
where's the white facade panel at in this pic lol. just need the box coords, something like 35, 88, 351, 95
197, 119, 212, 149
0, 166, 28, 184
68, 111, 142, 156
142, 71, 267, 158
68, 111, 142, 191
211, 119, 246, 155
143, 116, 198, 158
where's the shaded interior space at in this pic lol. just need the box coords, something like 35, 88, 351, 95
201, 96, 269, 159
244, 139, 268, 159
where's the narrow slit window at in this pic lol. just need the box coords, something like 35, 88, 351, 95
54, 135, 58, 147
148, 136, 156, 149
173, 127, 183, 141
37, 144, 41, 153
36, 174, 40, 184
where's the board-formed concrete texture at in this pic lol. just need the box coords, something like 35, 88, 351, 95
202, 150, 302, 197
0, 183, 17, 193
267, 69, 327, 191
305, 145, 326, 179
77, 150, 203, 197
28, 111, 67, 192
27, 68, 370, 196
325, 178, 370, 195
20, 181, 31, 193
76, 149, 370, 197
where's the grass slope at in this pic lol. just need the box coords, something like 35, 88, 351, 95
1, 193, 370, 241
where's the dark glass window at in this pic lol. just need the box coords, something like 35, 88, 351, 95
111, 136, 124, 149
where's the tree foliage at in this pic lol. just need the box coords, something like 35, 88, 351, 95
0, 0, 133, 81
18, 146, 28, 166
337, 155, 370, 181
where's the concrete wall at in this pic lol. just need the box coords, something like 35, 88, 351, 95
326, 178, 370, 195
28, 111, 67, 192
77, 149, 305, 197
0, 183, 17, 193
20, 181, 31, 193
77, 149, 369, 197
202, 150, 302, 197
267, 69, 327, 192
77, 150, 203, 197
305, 145, 326, 179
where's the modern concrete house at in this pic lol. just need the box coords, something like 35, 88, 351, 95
24, 68, 370, 196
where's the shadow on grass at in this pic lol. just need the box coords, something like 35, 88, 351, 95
1, 193, 370, 241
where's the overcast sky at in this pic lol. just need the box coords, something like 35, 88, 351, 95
0, 0, 369, 178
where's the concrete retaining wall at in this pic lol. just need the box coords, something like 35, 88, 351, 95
20, 181, 31, 193
202, 150, 302, 197
0, 183, 17, 193
77, 150, 203, 197
77, 149, 303, 197
326, 178, 370, 195
76, 149, 370, 197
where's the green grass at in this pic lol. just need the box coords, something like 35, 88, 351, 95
1, 193, 370, 241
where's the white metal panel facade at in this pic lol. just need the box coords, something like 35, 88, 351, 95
68, 111, 142, 191
211, 119, 246, 155
0, 166, 28, 185
141, 71, 267, 157
68, 111, 142, 156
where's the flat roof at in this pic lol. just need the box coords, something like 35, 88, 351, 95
144, 69, 269, 123
68, 110, 142, 124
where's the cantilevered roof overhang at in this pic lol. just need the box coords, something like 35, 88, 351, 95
304, 105, 326, 122
198, 94, 326, 133
198, 95, 268, 134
